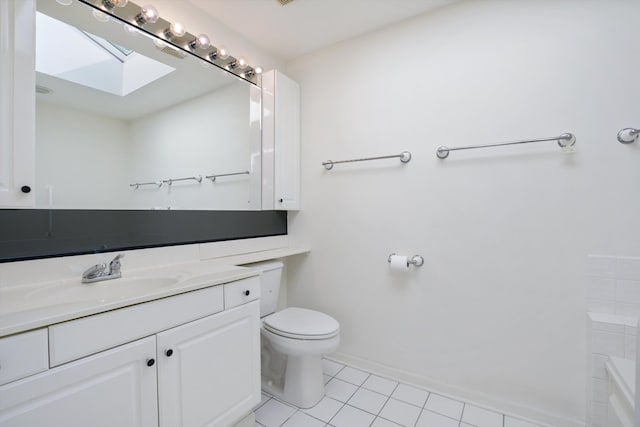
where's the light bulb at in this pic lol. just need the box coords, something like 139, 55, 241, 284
92, 9, 110, 22
237, 57, 247, 69
164, 22, 186, 39
253, 66, 263, 74
218, 46, 229, 60
190, 34, 210, 50
135, 4, 159, 25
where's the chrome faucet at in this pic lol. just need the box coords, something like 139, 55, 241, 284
82, 254, 125, 283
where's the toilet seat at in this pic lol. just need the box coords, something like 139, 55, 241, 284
263, 307, 340, 340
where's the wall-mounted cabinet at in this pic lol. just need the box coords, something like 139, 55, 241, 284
0, 0, 35, 207
262, 70, 301, 211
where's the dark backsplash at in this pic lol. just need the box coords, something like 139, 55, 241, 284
0, 210, 287, 263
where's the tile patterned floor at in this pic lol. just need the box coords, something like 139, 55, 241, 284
254, 359, 542, 427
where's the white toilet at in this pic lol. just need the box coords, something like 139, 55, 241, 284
248, 260, 340, 409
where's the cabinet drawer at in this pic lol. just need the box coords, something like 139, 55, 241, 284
0, 329, 48, 385
49, 285, 224, 366
224, 276, 260, 309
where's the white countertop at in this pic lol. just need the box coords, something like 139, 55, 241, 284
0, 261, 259, 338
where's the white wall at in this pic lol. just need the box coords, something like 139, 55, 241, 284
285, 1, 640, 425
128, 83, 254, 210
36, 101, 132, 209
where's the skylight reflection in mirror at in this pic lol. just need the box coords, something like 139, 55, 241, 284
36, 11, 174, 97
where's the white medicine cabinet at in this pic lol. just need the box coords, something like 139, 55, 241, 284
262, 70, 301, 211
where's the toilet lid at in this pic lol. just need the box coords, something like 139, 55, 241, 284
263, 307, 340, 339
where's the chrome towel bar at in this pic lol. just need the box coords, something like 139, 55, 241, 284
617, 128, 639, 144
162, 175, 202, 186
436, 133, 576, 159
205, 171, 250, 182
129, 181, 163, 189
322, 151, 411, 170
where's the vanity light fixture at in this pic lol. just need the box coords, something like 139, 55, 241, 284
231, 57, 248, 69
189, 34, 211, 50
85, 0, 260, 83
163, 22, 186, 40
101, 0, 128, 10
227, 56, 247, 71
243, 66, 263, 78
217, 46, 229, 60
134, 4, 159, 25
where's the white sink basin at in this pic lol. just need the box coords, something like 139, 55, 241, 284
28, 277, 180, 304
1, 276, 181, 315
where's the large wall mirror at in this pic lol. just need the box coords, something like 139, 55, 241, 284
35, 0, 262, 211
0, 0, 286, 263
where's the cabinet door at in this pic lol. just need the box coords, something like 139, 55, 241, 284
0, 0, 35, 207
273, 71, 300, 210
157, 300, 261, 427
0, 336, 158, 427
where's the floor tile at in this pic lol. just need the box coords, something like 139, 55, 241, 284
325, 378, 359, 402
462, 404, 503, 427
378, 398, 422, 427
255, 399, 297, 427
391, 383, 430, 407
424, 393, 464, 420
362, 375, 399, 396
416, 409, 459, 427
329, 405, 376, 427
347, 387, 388, 415
322, 359, 345, 376
371, 418, 403, 427
303, 396, 343, 422
282, 411, 327, 427
335, 366, 370, 386
504, 416, 541, 427
254, 393, 272, 410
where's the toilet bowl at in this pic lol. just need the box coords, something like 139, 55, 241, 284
245, 261, 340, 409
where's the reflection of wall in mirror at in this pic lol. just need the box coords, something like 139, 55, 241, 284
35, 83, 251, 210
36, 103, 133, 209
129, 83, 251, 210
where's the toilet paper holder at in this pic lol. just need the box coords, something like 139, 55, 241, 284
388, 253, 424, 267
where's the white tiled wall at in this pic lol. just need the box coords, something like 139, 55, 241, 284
587, 255, 640, 316
586, 255, 640, 427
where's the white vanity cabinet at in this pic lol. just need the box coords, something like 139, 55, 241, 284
157, 301, 260, 427
262, 70, 301, 211
0, 336, 159, 427
0, 277, 261, 427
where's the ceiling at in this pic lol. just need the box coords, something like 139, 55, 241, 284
187, 0, 459, 61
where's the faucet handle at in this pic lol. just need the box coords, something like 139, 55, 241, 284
109, 253, 125, 274
82, 263, 106, 280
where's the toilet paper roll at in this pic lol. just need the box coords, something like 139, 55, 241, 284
389, 255, 409, 272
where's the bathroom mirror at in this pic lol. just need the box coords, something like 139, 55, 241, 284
34, 0, 262, 210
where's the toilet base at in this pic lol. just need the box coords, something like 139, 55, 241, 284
262, 355, 325, 409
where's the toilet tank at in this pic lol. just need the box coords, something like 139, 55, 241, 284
243, 260, 283, 317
